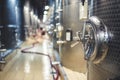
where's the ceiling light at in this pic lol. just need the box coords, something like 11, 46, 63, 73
45, 6, 49, 10
44, 11, 48, 15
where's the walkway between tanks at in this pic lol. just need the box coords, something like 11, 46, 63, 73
0, 34, 86, 80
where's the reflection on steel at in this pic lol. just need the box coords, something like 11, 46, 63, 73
80, 16, 109, 64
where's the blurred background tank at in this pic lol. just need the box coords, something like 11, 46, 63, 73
0, 0, 26, 49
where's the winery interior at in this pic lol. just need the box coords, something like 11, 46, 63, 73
0, 0, 120, 80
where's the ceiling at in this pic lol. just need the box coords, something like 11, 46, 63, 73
29, 0, 51, 19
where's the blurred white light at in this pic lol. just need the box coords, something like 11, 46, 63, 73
55, 15, 60, 19
30, 11, 33, 15
24, 6, 29, 11
11, 0, 16, 5
35, 15, 38, 20
33, 15, 38, 20
24, 62, 30, 73
44, 11, 48, 15
43, 14, 47, 22
56, 8, 63, 13
45, 6, 49, 10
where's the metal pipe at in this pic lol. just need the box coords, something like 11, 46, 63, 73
58, 0, 63, 23
54, 51, 68, 80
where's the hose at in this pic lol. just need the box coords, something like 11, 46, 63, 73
21, 41, 60, 80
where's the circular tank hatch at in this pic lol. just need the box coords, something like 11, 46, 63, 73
80, 16, 109, 64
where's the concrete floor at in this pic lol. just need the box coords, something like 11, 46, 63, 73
63, 67, 87, 80
0, 36, 87, 80
0, 37, 53, 80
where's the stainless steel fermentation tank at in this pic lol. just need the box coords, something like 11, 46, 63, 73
84, 0, 120, 80
0, 0, 26, 49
